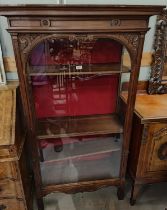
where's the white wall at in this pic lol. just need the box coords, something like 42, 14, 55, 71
0, 0, 166, 80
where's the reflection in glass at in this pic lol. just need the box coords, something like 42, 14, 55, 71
27, 36, 129, 186
40, 136, 122, 185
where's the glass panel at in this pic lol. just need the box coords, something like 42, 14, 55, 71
27, 36, 129, 186
40, 136, 122, 185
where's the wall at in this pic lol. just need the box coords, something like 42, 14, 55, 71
0, 0, 166, 80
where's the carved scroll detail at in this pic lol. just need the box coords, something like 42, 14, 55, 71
148, 8, 167, 94
18, 33, 140, 63
19, 34, 46, 53
153, 127, 167, 141
109, 33, 139, 60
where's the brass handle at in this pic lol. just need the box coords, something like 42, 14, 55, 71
0, 204, 6, 210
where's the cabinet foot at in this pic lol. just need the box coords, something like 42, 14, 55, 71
117, 186, 125, 200
130, 198, 136, 206
37, 198, 44, 210
130, 183, 142, 206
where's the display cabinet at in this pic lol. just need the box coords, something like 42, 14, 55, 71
0, 5, 164, 210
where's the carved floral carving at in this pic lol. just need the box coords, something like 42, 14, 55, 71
19, 34, 46, 52
18, 33, 140, 64
110, 19, 121, 26
41, 19, 50, 27
148, 8, 167, 94
153, 127, 167, 141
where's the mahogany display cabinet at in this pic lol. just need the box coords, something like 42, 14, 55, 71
0, 5, 164, 210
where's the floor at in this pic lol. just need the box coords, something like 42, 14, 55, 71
34, 182, 167, 210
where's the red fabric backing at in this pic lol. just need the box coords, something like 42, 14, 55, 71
32, 75, 119, 119
30, 39, 122, 66
31, 39, 122, 151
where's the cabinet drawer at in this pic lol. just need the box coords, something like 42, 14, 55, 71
0, 198, 25, 210
0, 162, 18, 180
0, 180, 22, 198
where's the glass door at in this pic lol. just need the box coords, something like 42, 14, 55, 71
26, 35, 130, 186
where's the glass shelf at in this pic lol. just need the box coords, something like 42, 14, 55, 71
29, 64, 130, 76
39, 136, 121, 163
37, 114, 123, 139
40, 136, 122, 185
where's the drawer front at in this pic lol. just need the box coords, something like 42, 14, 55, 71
9, 18, 147, 31
0, 162, 18, 180
143, 123, 167, 174
0, 149, 10, 160
0, 180, 22, 198
0, 198, 25, 210
0, 146, 17, 161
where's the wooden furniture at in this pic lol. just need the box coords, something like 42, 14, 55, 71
0, 5, 164, 210
0, 84, 32, 210
121, 92, 167, 205
148, 8, 167, 94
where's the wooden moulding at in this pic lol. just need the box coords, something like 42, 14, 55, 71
42, 178, 120, 196
0, 5, 164, 17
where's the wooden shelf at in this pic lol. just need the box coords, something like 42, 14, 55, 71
37, 114, 123, 139
41, 137, 121, 164
29, 64, 130, 76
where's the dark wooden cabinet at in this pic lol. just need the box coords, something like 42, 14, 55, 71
0, 5, 164, 210
121, 92, 167, 205
0, 84, 32, 210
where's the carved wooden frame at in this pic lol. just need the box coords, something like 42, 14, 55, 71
148, 8, 167, 94
15, 32, 144, 196
18, 33, 140, 67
